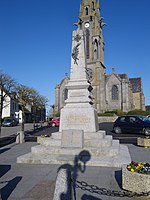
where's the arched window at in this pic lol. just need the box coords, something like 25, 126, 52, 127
92, 1, 95, 10
63, 88, 68, 101
85, 7, 89, 15
94, 39, 98, 60
85, 29, 90, 59
112, 85, 119, 100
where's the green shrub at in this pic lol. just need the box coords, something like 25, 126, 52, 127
98, 112, 115, 117
127, 110, 150, 116
3, 117, 13, 120
54, 112, 60, 117
98, 109, 127, 117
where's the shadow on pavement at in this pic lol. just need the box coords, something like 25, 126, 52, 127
0, 137, 16, 148
0, 148, 11, 155
54, 150, 92, 200
115, 170, 122, 188
0, 176, 22, 200
81, 194, 102, 200
0, 165, 11, 178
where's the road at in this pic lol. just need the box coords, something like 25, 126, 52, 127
99, 122, 143, 144
0, 122, 144, 148
0, 123, 36, 137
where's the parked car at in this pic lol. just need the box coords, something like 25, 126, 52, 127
49, 118, 60, 127
113, 115, 150, 136
2, 118, 19, 127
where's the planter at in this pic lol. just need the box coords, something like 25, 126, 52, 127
137, 137, 150, 148
37, 135, 49, 144
122, 164, 150, 193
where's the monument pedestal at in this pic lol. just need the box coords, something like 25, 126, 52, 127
17, 29, 131, 167
59, 107, 98, 133
17, 130, 131, 167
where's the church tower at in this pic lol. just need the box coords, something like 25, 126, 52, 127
54, 0, 145, 114
75, 0, 107, 112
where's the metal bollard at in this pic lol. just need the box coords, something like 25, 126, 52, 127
53, 168, 72, 200
16, 131, 25, 144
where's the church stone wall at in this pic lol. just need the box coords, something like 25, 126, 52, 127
133, 93, 143, 110
106, 75, 122, 111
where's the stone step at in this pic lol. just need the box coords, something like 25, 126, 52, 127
38, 134, 112, 148
84, 131, 106, 139
42, 138, 61, 147
17, 144, 130, 167
84, 135, 113, 148
51, 130, 106, 140
31, 140, 120, 157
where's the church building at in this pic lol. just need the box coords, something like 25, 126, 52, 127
54, 0, 145, 114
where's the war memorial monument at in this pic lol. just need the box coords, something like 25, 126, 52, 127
17, 27, 131, 167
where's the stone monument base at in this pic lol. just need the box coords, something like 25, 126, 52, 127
17, 130, 131, 168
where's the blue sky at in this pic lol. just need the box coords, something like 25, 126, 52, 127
0, 0, 150, 110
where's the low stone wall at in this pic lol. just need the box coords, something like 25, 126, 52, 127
137, 137, 150, 147
122, 164, 150, 193
98, 116, 118, 123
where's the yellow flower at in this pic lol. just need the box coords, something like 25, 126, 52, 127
131, 168, 135, 172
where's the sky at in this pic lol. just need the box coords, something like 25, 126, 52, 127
0, 0, 150, 111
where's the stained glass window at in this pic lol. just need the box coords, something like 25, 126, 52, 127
112, 85, 119, 100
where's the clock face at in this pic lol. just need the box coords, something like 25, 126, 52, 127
84, 22, 89, 28
86, 68, 93, 82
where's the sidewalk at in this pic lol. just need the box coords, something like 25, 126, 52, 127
0, 141, 150, 200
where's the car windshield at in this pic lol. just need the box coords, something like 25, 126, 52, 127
4, 119, 12, 122
138, 116, 150, 122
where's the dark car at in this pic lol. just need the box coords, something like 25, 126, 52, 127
113, 115, 150, 136
2, 118, 19, 127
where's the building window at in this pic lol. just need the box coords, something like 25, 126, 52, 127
92, 1, 95, 10
94, 39, 98, 60
63, 88, 68, 101
85, 7, 89, 15
85, 29, 90, 59
112, 85, 119, 100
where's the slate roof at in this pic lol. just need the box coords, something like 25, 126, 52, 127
129, 77, 142, 93
118, 74, 128, 79
146, 106, 150, 111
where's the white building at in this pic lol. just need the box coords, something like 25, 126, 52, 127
1, 90, 19, 120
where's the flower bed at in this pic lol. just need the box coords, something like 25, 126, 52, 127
137, 137, 150, 148
37, 134, 50, 144
122, 162, 150, 193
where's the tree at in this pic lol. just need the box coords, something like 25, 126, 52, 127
0, 71, 16, 136
30, 89, 48, 128
16, 84, 33, 132
16, 84, 48, 131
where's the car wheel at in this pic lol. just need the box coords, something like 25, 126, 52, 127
143, 128, 150, 136
114, 127, 122, 134
51, 122, 56, 127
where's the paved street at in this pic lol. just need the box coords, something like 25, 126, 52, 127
0, 136, 150, 199
0, 122, 145, 149
99, 122, 144, 145
0, 123, 36, 138
0, 123, 150, 199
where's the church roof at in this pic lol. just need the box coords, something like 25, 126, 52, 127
129, 77, 142, 93
118, 74, 128, 79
